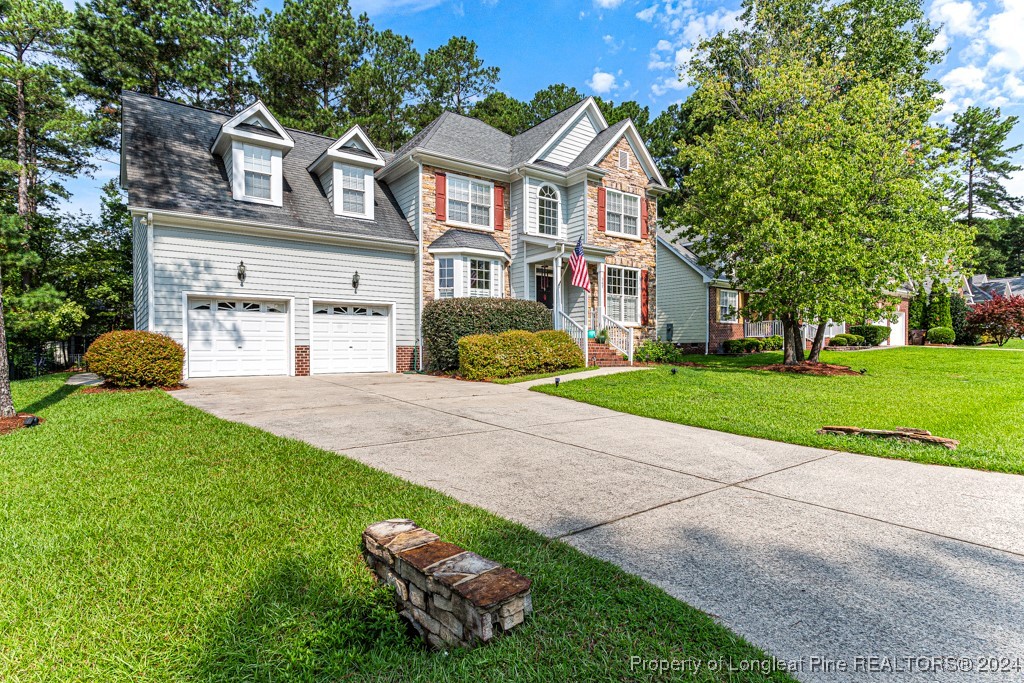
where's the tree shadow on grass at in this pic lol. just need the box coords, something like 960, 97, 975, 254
190, 557, 417, 682
19, 384, 77, 415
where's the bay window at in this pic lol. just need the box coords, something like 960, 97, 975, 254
437, 258, 455, 298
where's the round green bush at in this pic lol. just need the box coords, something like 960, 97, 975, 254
926, 326, 955, 345
829, 334, 853, 347
84, 330, 184, 387
760, 335, 783, 351
849, 324, 891, 346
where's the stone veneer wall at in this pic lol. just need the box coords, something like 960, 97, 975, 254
586, 136, 658, 344
362, 519, 532, 650
421, 166, 512, 304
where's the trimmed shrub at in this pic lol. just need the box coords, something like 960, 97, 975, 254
84, 330, 184, 387
723, 337, 764, 354
908, 292, 927, 330
849, 324, 891, 346
829, 333, 867, 347
926, 288, 953, 329
634, 340, 686, 364
423, 298, 552, 372
458, 330, 584, 380
760, 335, 784, 351
926, 326, 955, 345
950, 293, 977, 345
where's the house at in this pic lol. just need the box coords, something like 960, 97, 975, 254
963, 274, 1024, 303
656, 235, 908, 351
121, 92, 669, 378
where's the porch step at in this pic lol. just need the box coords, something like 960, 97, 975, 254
587, 341, 632, 368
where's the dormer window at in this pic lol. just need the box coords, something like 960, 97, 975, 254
211, 100, 294, 207
243, 144, 273, 200
307, 124, 385, 221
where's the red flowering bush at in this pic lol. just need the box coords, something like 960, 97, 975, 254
966, 296, 1024, 347
84, 331, 185, 387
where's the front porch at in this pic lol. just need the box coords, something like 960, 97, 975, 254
521, 235, 635, 366
744, 319, 846, 340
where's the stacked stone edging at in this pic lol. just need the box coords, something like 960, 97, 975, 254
362, 519, 532, 650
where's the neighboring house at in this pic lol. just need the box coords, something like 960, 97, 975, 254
122, 93, 668, 378
963, 274, 1024, 303
656, 235, 908, 351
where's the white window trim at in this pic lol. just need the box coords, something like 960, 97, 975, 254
532, 182, 563, 238
433, 254, 503, 299
719, 289, 740, 324
605, 265, 641, 327
334, 162, 374, 220
231, 141, 283, 206
604, 188, 642, 240
446, 173, 494, 232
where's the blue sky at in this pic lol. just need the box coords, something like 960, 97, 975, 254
62, 0, 1024, 217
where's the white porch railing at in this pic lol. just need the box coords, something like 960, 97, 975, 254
743, 320, 784, 338
600, 314, 634, 365
557, 311, 589, 367
803, 320, 846, 340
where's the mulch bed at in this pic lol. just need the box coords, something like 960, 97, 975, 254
750, 361, 861, 376
80, 383, 186, 394
0, 413, 43, 436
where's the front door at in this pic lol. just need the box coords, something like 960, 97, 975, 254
536, 270, 553, 310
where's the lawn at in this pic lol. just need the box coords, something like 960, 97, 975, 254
534, 347, 1024, 475
491, 366, 591, 384
0, 374, 788, 682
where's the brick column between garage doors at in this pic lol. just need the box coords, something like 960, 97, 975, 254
295, 345, 310, 376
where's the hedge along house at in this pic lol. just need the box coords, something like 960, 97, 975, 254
122, 93, 669, 378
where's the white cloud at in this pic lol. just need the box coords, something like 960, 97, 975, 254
986, 0, 1024, 70
680, 7, 742, 44
929, 30, 950, 53
942, 64, 988, 91
351, 0, 444, 12
636, 4, 658, 21
587, 69, 618, 94
928, 0, 984, 37
603, 34, 624, 53
594, 0, 625, 8
655, 39, 673, 51
1005, 73, 1024, 98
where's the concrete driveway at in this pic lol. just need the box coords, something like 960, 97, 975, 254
176, 372, 1024, 681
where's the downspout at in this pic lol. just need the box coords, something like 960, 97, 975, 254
705, 283, 710, 355
147, 211, 155, 332
416, 162, 424, 371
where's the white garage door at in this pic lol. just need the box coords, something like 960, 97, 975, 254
311, 303, 391, 374
187, 299, 289, 378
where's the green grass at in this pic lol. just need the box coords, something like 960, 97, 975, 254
491, 367, 591, 384
534, 347, 1024, 475
981, 338, 1024, 349
0, 374, 788, 682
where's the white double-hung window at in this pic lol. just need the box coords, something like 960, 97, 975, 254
448, 175, 492, 229
605, 189, 640, 237
243, 144, 272, 200
719, 289, 740, 323
339, 164, 368, 216
606, 266, 640, 325
437, 258, 455, 299
469, 258, 492, 297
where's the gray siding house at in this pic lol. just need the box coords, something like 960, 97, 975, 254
122, 92, 669, 378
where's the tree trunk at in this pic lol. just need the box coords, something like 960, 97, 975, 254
807, 320, 828, 362
781, 313, 798, 365
16, 76, 29, 222
0, 262, 15, 418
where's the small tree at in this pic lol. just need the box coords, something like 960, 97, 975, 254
926, 288, 953, 329
908, 291, 927, 330
967, 296, 1024, 346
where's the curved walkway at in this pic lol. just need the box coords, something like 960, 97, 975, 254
176, 373, 1024, 682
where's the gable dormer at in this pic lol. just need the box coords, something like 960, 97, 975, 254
210, 101, 294, 206
307, 125, 385, 221
531, 98, 607, 167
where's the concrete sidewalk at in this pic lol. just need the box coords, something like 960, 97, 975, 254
175, 372, 1024, 682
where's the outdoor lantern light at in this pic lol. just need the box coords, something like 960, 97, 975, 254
352, 270, 360, 293
237, 260, 246, 286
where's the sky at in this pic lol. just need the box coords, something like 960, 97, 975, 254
61, 0, 1024, 217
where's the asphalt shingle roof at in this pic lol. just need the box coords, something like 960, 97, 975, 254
428, 228, 508, 255
121, 92, 416, 243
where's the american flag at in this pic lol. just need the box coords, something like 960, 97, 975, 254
568, 236, 590, 291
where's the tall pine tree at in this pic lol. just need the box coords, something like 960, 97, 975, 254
947, 106, 1022, 230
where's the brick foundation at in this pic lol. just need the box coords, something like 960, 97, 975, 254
294, 345, 309, 376
363, 519, 532, 650
396, 345, 418, 372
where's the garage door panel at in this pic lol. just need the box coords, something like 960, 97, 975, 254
311, 304, 390, 374
187, 300, 289, 378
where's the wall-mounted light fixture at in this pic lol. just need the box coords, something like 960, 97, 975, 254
237, 260, 247, 286
352, 270, 360, 293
